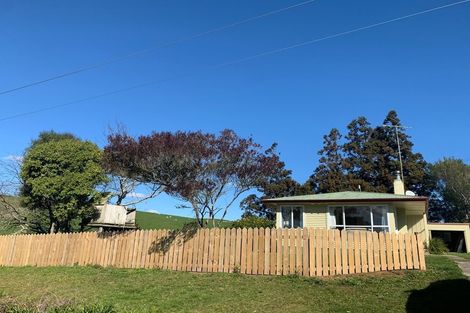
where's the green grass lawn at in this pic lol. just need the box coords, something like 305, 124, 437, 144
448, 252, 470, 260
136, 211, 232, 230
0, 256, 468, 313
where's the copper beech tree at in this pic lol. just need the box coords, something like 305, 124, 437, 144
103, 129, 284, 227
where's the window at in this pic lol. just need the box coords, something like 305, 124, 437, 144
281, 206, 303, 228
329, 205, 389, 232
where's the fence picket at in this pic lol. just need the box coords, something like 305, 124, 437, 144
309, 228, 316, 276
252, 228, 259, 275
353, 232, 361, 274
202, 228, 210, 272
340, 230, 348, 275
416, 234, 426, 270
302, 229, 309, 276
347, 232, 355, 274
276, 228, 283, 275
398, 233, 406, 270
379, 232, 387, 271
411, 233, 419, 269
264, 228, 271, 275
246, 228, 253, 274
329, 230, 336, 276
258, 228, 265, 275
289, 228, 296, 275
360, 231, 367, 273
366, 232, 374, 272
270, 228, 277, 275
372, 232, 380, 272
315, 229, 323, 276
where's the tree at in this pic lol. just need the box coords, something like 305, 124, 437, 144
29, 130, 78, 150
20, 136, 107, 233
308, 128, 349, 193
240, 166, 309, 220
366, 111, 429, 194
343, 116, 375, 191
431, 158, 470, 222
104, 175, 161, 206
104, 129, 283, 227
308, 111, 432, 196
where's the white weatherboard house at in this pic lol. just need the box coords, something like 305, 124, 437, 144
264, 175, 430, 243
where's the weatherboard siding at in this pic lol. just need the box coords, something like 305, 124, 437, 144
304, 205, 328, 228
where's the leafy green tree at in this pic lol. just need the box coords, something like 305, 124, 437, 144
20, 136, 107, 233
29, 131, 78, 150
309, 128, 349, 193
431, 158, 470, 222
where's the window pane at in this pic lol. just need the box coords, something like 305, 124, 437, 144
281, 207, 291, 228
372, 206, 388, 226
293, 207, 302, 228
329, 206, 343, 226
372, 226, 388, 233
345, 206, 371, 226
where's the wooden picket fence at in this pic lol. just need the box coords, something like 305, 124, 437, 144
0, 228, 425, 276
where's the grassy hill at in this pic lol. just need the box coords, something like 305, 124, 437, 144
0, 200, 232, 234
136, 211, 232, 230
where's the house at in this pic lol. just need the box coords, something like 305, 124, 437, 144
263, 173, 430, 243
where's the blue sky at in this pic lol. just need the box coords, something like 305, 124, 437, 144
1, 0, 469, 220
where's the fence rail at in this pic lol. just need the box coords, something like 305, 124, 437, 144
0, 228, 425, 276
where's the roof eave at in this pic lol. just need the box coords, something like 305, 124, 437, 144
262, 197, 428, 204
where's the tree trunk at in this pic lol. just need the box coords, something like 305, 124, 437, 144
49, 221, 56, 234
191, 202, 203, 228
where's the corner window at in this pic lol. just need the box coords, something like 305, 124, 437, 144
281, 206, 303, 228
329, 205, 389, 232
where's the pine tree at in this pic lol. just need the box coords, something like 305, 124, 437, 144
308, 111, 432, 196
343, 116, 375, 191
367, 110, 430, 194
309, 128, 349, 193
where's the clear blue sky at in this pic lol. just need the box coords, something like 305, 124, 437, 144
1, 0, 469, 220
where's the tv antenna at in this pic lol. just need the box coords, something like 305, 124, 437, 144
381, 124, 412, 185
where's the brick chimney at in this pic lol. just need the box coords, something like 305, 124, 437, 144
393, 171, 405, 195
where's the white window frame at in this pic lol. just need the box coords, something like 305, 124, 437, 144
280, 205, 304, 229
327, 205, 390, 232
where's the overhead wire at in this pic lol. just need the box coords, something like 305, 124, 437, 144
1, 0, 469, 122
0, 0, 317, 96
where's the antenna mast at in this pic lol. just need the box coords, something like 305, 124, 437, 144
382, 124, 411, 185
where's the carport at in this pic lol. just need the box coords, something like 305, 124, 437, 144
428, 223, 470, 253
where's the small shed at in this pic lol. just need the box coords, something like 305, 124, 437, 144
88, 204, 136, 230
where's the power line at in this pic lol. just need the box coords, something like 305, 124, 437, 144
0, 0, 317, 96
1, 0, 469, 123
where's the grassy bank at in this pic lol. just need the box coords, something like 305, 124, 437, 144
0, 256, 468, 313
136, 211, 232, 230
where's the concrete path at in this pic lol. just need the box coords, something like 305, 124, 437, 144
447, 255, 470, 277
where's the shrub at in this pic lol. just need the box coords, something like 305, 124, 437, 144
427, 238, 449, 255
231, 216, 275, 228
